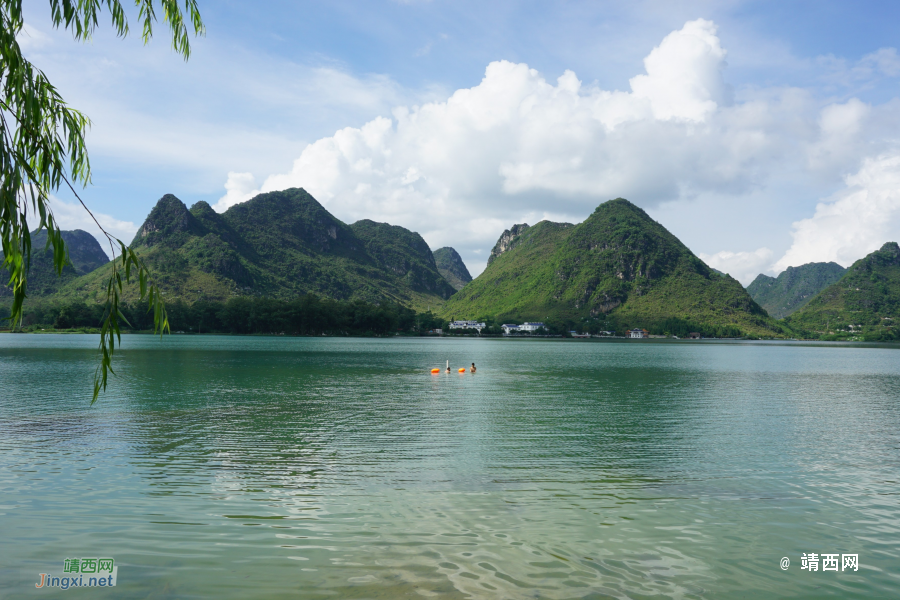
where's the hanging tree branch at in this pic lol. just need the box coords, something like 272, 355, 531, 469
0, 0, 203, 403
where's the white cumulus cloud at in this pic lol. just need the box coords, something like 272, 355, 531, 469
215, 172, 258, 212
698, 248, 774, 285
216, 19, 900, 277
775, 153, 900, 271
629, 18, 731, 122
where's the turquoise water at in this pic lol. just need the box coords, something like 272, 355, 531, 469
1, 335, 899, 598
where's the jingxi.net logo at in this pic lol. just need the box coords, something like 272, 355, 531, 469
35, 557, 117, 589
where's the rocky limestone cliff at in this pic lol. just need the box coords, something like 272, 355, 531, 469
488, 223, 530, 265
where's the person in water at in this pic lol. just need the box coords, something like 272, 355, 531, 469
470, 363, 476, 373
445, 365, 451, 373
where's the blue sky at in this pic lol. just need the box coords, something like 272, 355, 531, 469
18, 0, 900, 281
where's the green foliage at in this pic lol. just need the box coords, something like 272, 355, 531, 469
3, 294, 431, 337
350, 219, 456, 298
48, 0, 204, 58
784, 242, 900, 341
746, 262, 846, 319
1, 0, 204, 402
442, 198, 785, 338
442, 219, 575, 320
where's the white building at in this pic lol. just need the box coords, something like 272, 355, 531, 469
449, 320, 486, 331
629, 328, 648, 338
502, 322, 546, 335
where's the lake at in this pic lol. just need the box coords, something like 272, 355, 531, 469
1, 335, 899, 598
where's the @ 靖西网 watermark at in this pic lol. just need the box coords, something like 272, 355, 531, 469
780, 553, 859, 572
35, 557, 117, 589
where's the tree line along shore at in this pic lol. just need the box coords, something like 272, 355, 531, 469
1, 295, 763, 339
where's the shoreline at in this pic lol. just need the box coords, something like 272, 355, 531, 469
0, 329, 884, 344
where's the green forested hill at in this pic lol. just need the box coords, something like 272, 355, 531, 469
433, 247, 472, 290
51, 188, 454, 310
1, 229, 109, 297
747, 262, 846, 318
785, 242, 900, 340
350, 220, 455, 299
442, 198, 783, 337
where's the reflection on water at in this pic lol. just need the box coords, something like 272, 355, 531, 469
1, 335, 899, 598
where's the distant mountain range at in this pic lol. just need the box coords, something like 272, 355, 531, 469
25, 189, 458, 310
433, 247, 472, 291
8, 189, 899, 341
0, 229, 109, 297
440, 198, 781, 337
747, 262, 847, 319
785, 242, 900, 340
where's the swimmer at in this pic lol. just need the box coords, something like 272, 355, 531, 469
470, 363, 476, 373
445, 360, 451, 373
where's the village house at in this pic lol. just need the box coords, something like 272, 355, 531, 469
501, 322, 546, 335
449, 320, 486, 332
629, 328, 649, 338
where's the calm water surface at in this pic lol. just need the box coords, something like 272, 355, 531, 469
1, 335, 899, 598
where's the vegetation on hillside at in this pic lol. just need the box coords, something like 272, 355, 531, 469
49, 189, 454, 311
442, 198, 786, 338
433, 247, 472, 290
350, 220, 455, 299
747, 262, 846, 319
785, 242, 900, 340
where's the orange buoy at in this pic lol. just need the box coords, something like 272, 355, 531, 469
431, 368, 440, 374
458, 368, 466, 373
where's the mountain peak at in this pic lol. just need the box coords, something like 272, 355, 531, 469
190, 200, 216, 216
569, 197, 710, 283
594, 197, 646, 213
879, 241, 900, 259
132, 194, 202, 248
433, 247, 472, 291
443, 197, 775, 337
222, 188, 356, 255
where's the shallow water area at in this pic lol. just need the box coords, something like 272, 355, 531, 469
1, 334, 899, 598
